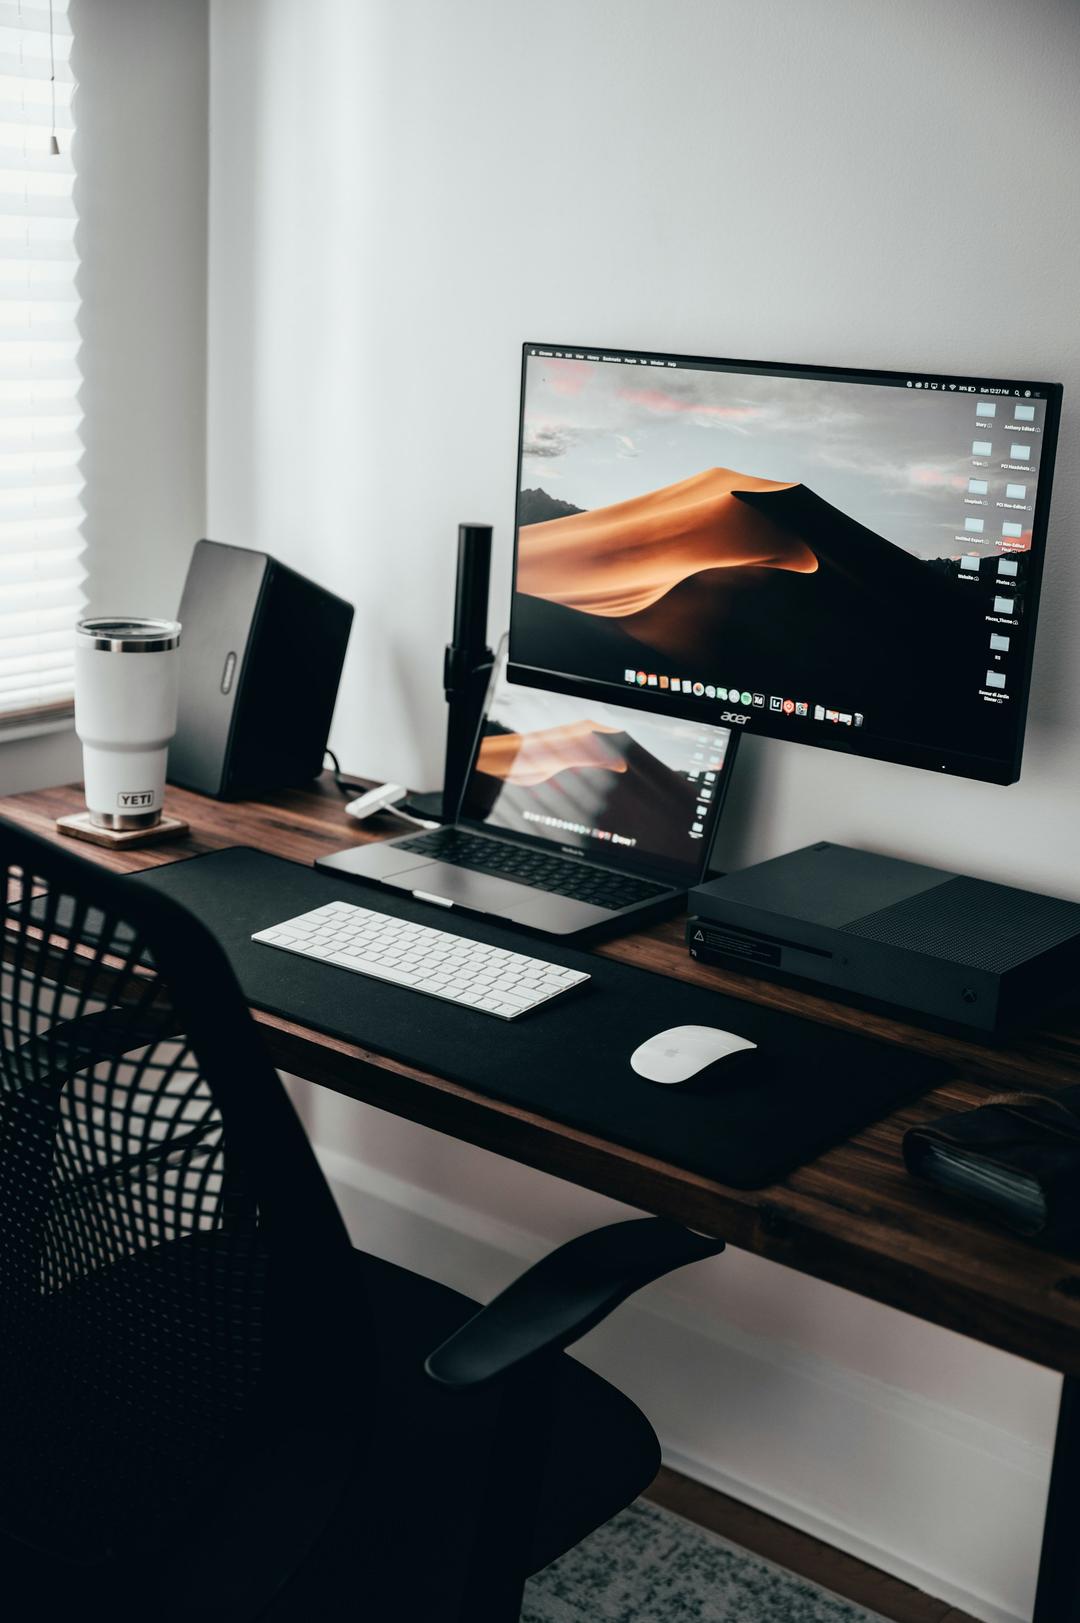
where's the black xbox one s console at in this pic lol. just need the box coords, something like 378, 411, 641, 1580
687, 842, 1080, 1039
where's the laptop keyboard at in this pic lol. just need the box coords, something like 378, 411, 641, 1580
393, 827, 670, 911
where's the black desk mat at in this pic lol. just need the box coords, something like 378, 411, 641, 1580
134, 848, 950, 1190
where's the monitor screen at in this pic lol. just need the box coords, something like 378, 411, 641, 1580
459, 646, 735, 884
507, 344, 1062, 783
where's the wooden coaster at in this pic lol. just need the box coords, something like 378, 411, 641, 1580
56, 811, 191, 849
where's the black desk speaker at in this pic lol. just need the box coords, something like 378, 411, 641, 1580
169, 539, 354, 799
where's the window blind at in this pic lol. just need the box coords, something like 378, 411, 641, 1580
0, 0, 80, 735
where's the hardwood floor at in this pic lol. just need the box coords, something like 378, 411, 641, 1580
645, 1468, 980, 1623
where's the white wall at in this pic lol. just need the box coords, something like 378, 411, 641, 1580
0, 0, 209, 799
207, 4, 1078, 1618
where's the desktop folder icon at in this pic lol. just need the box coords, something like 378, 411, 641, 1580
994, 595, 1016, 615
976, 401, 997, 418
990, 632, 1011, 652
1006, 483, 1027, 500
964, 517, 985, 534
1010, 443, 1032, 461
1015, 403, 1036, 421
960, 555, 981, 572
972, 440, 993, 457
1002, 523, 1023, 540
968, 479, 989, 495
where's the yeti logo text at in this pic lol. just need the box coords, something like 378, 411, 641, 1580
117, 791, 155, 809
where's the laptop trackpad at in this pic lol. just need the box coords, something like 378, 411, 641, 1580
318, 841, 435, 883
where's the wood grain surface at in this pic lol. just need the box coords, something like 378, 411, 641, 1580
5, 775, 1080, 1376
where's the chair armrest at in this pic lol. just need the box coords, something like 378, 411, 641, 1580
424, 1217, 723, 1389
15, 1007, 181, 1089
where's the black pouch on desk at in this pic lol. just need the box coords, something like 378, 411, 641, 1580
904, 1086, 1080, 1248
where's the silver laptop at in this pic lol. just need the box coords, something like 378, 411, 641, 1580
316, 650, 737, 936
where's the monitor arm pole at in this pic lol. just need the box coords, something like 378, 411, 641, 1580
401, 524, 494, 824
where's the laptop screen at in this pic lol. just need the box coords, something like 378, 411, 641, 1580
458, 648, 735, 885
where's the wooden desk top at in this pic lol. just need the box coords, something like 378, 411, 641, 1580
5, 776, 1080, 1377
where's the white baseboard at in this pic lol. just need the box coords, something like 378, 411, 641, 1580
656, 1450, 1032, 1623
317, 1143, 1049, 1623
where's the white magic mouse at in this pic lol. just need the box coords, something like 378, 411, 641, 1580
630, 1024, 759, 1085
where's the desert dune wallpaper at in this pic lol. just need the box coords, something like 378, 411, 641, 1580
474, 718, 627, 784
462, 665, 731, 871
515, 468, 816, 617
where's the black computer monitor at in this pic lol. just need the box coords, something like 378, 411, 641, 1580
507, 343, 1062, 784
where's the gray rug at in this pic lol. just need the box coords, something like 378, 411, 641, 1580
523, 1498, 888, 1623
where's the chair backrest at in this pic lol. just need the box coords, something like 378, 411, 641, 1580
0, 818, 366, 1591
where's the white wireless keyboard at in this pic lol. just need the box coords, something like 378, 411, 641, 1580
251, 900, 590, 1020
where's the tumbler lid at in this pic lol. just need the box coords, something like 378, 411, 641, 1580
76, 617, 181, 653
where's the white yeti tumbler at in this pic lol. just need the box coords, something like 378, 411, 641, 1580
74, 618, 182, 829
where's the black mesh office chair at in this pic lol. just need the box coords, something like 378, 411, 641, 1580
0, 817, 722, 1623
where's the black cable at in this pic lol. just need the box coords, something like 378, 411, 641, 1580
323, 749, 367, 799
